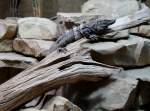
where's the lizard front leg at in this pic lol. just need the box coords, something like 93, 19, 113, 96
85, 34, 99, 41
57, 47, 67, 53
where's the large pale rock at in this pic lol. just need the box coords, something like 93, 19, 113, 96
63, 71, 138, 111
0, 52, 38, 69
24, 90, 57, 109
0, 40, 13, 52
0, 19, 17, 40
43, 96, 82, 111
18, 17, 57, 40
82, 0, 139, 19
57, 13, 102, 25
13, 38, 55, 57
87, 76, 138, 111
57, 13, 102, 34
83, 35, 150, 67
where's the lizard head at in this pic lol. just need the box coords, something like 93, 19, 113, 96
93, 19, 116, 32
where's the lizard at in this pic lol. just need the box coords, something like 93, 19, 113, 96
48, 19, 116, 54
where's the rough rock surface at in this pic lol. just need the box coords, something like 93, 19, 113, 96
57, 13, 102, 25
24, 90, 58, 109
125, 67, 150, 111
82, 0, 139, 19
57, 13, 102, 34
126, 67, 150, 81
63, 71, 138, 111
43, 96, 83, 111
18, 17, 57, 40
87, 76, 138, 111
0, 40, 13, 52
130, 25, 150, 38
0, 19, 17, 40
83, 35, 150, 67
0, 52, 38, 69
19, 96, 82, 111
13, 38, 55, 57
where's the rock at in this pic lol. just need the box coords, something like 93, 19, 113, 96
87, 76, 138, 111
57, 13, 102, 25
43, 96, 82, 111
125, 67, 150, 111
0, 52, 38, 69
57, 13, 102, 34
82, 0, 139, 19
63, 71, 138, 111
13, 38, 55, 57
0, 40, 13, 52
19, 108, 46, 111
0, 19, 17, 40
137, 80, 150, 111
125, 66, 150, 81
18, 17, 57, 40
130, 25, 150, 38
0, 61, 9, 68
5, 17, 19, 21
82, 35, 150, 67
24, 90, 57, 109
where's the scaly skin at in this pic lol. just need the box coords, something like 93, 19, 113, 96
49, 19, 116, 53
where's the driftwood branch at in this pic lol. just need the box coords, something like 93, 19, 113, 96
0, 40, 121, 111
109, 4, 150, 31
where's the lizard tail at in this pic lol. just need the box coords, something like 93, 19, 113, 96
41, 42, 58, 56
48, 42, 58, 54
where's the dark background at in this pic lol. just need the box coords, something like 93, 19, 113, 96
0, 0, 87, 18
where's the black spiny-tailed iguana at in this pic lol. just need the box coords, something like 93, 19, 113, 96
48, 19, 116, 53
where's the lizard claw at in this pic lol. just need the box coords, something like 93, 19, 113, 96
57, 47, 67, 54
86, 34, 99, 41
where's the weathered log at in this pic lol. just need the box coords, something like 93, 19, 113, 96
109, 4, 150, 31
0, 40, 121, 111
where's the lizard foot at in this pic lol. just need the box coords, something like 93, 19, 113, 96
86, 34, 99, 41
57, 47, 67, 53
